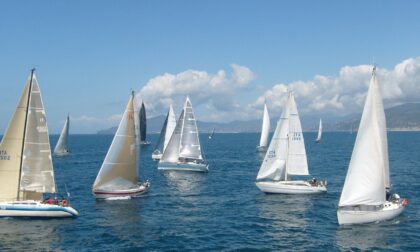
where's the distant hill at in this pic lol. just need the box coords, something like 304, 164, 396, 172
97, 103, 420, 134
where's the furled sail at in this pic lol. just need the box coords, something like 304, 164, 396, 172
0, 75, 31, 201
93, 93, 138, 191
256, 104, 290, 181
139, 102, 147, 142
160, 110, 184, 163
54, 115, 70, 155
19, 75, 56, 197
179, 97, 203, 160
339, 67, 388, 207
259, 103, 271, 147
286, 92, 309, 176
316, 119, 322, 142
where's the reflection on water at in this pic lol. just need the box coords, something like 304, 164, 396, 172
163, 171, 205, 196
257, 194, 312, 249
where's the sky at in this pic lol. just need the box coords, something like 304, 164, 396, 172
0, 0, 419, 133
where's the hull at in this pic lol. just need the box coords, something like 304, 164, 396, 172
256, 180, 327, 194
54, 151, 70, 157
152, 153, 162, 160
256, 146, 267, 152
93, 182, 150, 200
337, 202, 404, 225
0, 201, 78, 218
158, 162, 209, 172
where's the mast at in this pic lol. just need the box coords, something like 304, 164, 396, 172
17, 68, 35, 200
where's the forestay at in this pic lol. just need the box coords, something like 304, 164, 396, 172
339, 68, 389, 207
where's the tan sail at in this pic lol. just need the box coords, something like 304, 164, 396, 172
0, 77, 31, 201
20, 75, 56, 199
93, 94, 138, 191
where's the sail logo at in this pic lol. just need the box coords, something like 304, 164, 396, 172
291, 132, 301, 141
37, 126, 48, 132
0, 150, 11, 160
267, 150, 276, 158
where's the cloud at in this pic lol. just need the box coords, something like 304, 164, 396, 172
136, 64, 255, 116
254, 57, 420, 118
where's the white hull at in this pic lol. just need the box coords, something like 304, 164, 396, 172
256, 146, 267, 152
152, 153, 162, 160
256, 180, 327, 194
0, 201, 78, 218
158, 162, 209, 172
93, 182, 150, 200
337, 201, 404, 225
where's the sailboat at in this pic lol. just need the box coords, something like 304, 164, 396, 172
0, 69, 78, 217
208, 128, 215, 139
337, 67, 407, 225
139, 102, 150, 145
152, 105, 176, 160
54, 114, 70, 156
255, 91, 327, 194
257, 103, 270, 152
315, 118, 322, 143
92, 92, 150, 199
158, 97, 209, 172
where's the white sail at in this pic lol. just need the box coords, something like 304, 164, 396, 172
259, 104, 270, 147
179, 97, 203, 160
54, 115, 70, 155
339, 68, 388, 207
161, 110, 184, 163
316, 119, 322, 142
19, 75, 56, 198
286, 92, 309, 176
164, 105, 176, 151
0, 76, 31, 201
93, 94, 138, 191
257, 98, 291, 181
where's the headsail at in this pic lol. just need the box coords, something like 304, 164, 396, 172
153, 111, 169, 154
259, 103, 271, 147
93, 93, 138, 191
54, 115, 70, 155
179, 97, 203, 160
316, 119, 322, 142
339, 67, 388, 207
164, 105, 176, 151
160, 110, 184, 163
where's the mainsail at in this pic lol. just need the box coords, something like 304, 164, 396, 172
179, 97, 203, 160
54, 115, 70, 155
316, 119, 322, 142
339, 67, 389, 207
0, 70, 56, 201
93, 93, 138, 191
139, 102, 147, 142
259, 103, 270, 147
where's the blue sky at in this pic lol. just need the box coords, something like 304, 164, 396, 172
0, 1, 420, 133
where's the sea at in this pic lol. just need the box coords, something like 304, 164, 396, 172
0, 132, 419, 251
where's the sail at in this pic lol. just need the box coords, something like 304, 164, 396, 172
153, 111, 169, 154
54, 115, 70, 155
316, 119, 322, 142
259, 103, 271, 147
179, 97, 203, 160
286, 92, 309, 176
256, 98, 291, 181
339, 68, 388, 207
160, 110, 184, 163
164, 105, 176, 151
0, 76, 31, 201
93, 94, 138, 191
139, 102, 147, 142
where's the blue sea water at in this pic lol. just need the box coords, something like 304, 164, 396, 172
0, 132, 419, 251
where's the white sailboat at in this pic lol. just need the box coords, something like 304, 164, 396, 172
315, 118, 322, 143
92, 92, 150, 199
208, 128, 215, 139
54, 114, 70, 156
257, 103, 270, 152
158, 97, 209, 172
337, 67, 407, 225
0, 69, 78, 217
152, 105, 176, 160
255, 91, 327, 194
